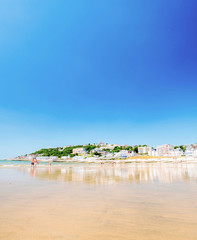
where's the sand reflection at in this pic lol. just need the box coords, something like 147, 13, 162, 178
25, 162, 197, 184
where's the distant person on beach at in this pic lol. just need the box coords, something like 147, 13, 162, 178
34, 158, 39, 167
31, 158, 34, 167
49, 160, 52, 167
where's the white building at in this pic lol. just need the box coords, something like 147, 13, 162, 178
148, 149, 158, 156
156, 144, 174, 156
138, 146, 152, 154
129, 151, 136, 157
98, 142, 105, 146
72, 148, 86, 155
72, 155, 85, 160
173, 148, 184, 156
61, 156, 70, 160
36, 156, 58, 161
100, 144, 115, 150
185, 147, 197, 156
90, 148, 102, 153
114, 150, 129, 158
105, 152, 114, 157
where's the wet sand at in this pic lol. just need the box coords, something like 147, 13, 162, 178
0, 163, 197, 240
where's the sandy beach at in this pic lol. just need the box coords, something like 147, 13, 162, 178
1, 162, 197, 240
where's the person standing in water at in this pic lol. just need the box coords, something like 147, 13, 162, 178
31, 158, 34, 167
34, 158, 39, 167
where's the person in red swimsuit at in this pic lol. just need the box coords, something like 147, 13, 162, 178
34, 158, 39, 167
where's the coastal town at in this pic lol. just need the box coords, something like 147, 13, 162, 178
12, 142, 197, 162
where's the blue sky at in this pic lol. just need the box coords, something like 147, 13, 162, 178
0, 0, 197, 158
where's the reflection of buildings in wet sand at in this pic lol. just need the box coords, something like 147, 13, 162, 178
25, 163, 197, 184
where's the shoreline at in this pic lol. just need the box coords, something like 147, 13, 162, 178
3, 156, 197, 165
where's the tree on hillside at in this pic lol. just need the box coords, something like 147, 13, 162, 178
133, 147, 138, 153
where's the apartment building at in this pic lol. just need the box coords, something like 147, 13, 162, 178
156, 144, 174, 156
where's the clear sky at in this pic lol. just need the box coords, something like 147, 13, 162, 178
0, 0, 197, 158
